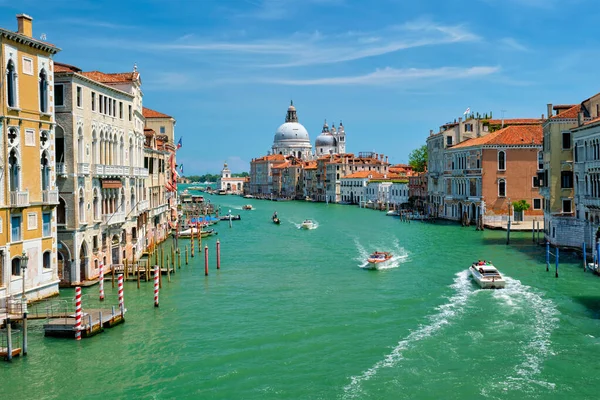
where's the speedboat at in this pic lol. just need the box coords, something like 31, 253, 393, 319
469, 261, 506, 289
242, 205, 253, 210
363, 251, 393, 270
300, 219, 315, 229
386, 210, 400, 216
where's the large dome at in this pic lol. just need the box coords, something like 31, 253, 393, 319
274, 122, 310, 142
315, 133, 336, 147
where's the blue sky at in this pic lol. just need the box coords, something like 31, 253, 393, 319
2, 0, 599, 173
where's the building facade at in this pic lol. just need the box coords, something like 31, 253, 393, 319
1, 15, 61, 302
217, 162, 246, 194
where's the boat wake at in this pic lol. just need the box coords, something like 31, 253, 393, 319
294, 220, 319, 230
481, 277, 559, 395
354, 238, 409, 270
343, 270, 475, 398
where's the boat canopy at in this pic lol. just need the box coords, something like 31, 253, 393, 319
190, 216, 219, 223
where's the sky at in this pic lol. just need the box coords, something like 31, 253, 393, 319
2, 0, 600, 174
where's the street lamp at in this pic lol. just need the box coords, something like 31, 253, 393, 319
21, 250, 29, 307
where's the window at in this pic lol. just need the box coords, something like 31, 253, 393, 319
113, 99, 117, 117
54, 84, 64, 106
7, 59, 17, 107
498, 179, 506, 197
128, 105, 132, 121
92, 92, 96, 111
104, 96, 108, 114
562, 132, 571, 150
119, 102, 123, 119
561, 171, 573, 189
498, 151, 506, 170
39, 70, 49, 112
160, 126, 166, 134
11, 257, 21, 276
8, 148, 20, 192
41, 151, 50, 190
533, 176, 540, 187
42, 212, 51, 237
99, 94, 104, 113
533, 198, 541, 210
11, 215, 21, 242
93, 235, 98, 250
562, 199, 572, 213
538, 151, 543, 170
43, 251, 51, 270
108, 97, 112, 115
76, 86, 82, 107
78, 189, 86, 223
446, 136, 453, 146
465, 123, 473, 132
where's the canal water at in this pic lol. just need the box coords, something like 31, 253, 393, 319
2, 188, 600, 399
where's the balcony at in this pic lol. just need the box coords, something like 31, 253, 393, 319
137, 199, 150, 212
42, 189, 59, 204
10, 191, 29, 207
102, 211, 125, 225
152, 204, 169, 217
584, 160, 600, 171
581, 196, 600, 209
78, 162, 90, 175
94, 164, 126, 177
130, 167, 149, 177
451, 169, 464, 176
56, 162, 67, 176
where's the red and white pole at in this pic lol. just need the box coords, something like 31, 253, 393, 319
216, 240, 221, 270
204, 245, 209, 276
74, 286, 82, 341
99, 263, 105, 301
154, 265, 159, 308
118, 274, 124, 315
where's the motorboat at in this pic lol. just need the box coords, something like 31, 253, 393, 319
386, 210, 400, 216
244, 195, 254, 199
218, 214, 241, 221
469, 261, 506, 289
363, 251, 393, 270
242, 205, 253, 210
178, 227, 217, 238
300, 219, 315, 229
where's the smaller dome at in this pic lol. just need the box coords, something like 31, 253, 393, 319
316, 133, 336, 147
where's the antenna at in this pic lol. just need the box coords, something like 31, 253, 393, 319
40, 33, 47, 40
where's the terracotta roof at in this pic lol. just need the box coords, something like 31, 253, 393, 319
342, 171, 386, 179
253, 154, 286, 162
553, 104, 576, 110
487, 118, 542, 125
451, 124, 542, 149
54, 62, 81, 73
81, 70, 140, 84
143, 107, 173, 119
551, 104, 581, 119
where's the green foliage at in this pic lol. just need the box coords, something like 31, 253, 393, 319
408, 145, 428, 172
232, 172, 249, 178
185, 171, 249, 182
512, 199, 531, 213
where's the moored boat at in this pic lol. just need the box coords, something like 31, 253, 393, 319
386, 210, 400, 216
178, 228, 217, 238
363, 251, 393, 270
300, 219, 315, 229
469, 261, 506, 289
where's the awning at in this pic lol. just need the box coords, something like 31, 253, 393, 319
101, 179, 123, 189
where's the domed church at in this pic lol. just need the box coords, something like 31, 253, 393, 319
272, 101, 313, 159
315, 120, 346, 156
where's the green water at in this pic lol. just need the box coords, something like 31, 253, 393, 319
2, 191, 600, 399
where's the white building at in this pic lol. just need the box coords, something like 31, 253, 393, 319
218, 162, 246, 194
340, 171, 371, 204
272, 101, 312, 159
315, 120, 346, 156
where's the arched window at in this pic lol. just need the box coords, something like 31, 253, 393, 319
498, 151, 506, 171
93, 189, 100, 221
11, 257, 21, 276
77, 128, 84, 163
120, 136, 125, 166
9, 148, 20, 191
498, 178, 506, 197
92, 130, 98, 164
7, 59, 16, 107
130, 188, 135, 212
538, 151, 543, 170
57, 197, 66, 225
43, 251, 51, 270
129, 138, 134, 167
39, 68, 48, 112
41, 151, 50, 190
78, 188, 85, 223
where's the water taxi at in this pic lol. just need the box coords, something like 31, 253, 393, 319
300, 219, 315, 229
469, 261, 506, 289
242, 205, 253, 210
363, 251, 393, 269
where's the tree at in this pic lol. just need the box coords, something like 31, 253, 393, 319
512, 199, 530, 213
408, 145, 428, 172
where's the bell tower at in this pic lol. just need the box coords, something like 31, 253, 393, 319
336, 121, 346, 154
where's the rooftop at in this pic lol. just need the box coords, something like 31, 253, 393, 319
550, 104, 581, 119
81, 70, 140, 84
143, 107, 173, 119
451, 124, 542, 149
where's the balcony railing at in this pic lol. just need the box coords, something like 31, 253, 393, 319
42, 189, 59, 204
56, 162, 66, 176
10, 191, 29, 207
102, 211, 125, 225
78, 162, 90, 175
152, 204, 169, 217
137, 199, 150, 212
581, 196, 600, 208
130, 167, 149, 177
94, 165, 127, 177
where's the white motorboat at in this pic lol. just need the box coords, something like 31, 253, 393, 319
362, 251, 393, 270
469, 262, 506, 289
386, 210, 400, 216
300, 219, 315, 230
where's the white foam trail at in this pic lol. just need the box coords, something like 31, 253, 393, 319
343, 270, 476, 398
484, 277, 559, 393
355, 238, 409, 270
295, 220, 319, 230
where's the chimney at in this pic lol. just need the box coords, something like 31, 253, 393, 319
458, 117, 462, 123
429, 129, 433, 136
17, 14, 33, 37
577, 111, 584, 127
385, 156, 388, 163
541, 114, 545, 120
547, 104, 553, 118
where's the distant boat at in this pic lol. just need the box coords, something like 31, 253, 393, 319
300, 219, 315, 230
386, 210, 400, 216
272, 217, 280, 225
242, 205, 253, 210
244, 194, 254, 199
362, 251, 393, 270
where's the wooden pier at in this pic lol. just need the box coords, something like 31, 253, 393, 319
43, 308, 126, 339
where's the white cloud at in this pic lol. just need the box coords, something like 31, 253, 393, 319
261, 66, 500, 86
499, 37, 528, 52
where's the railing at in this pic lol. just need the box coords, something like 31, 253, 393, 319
581, 196, 600, 208
78, 162, 90, 175
130, 167, 149, 177
137, 200, 149, 212
10, 191, 29, 207
94, 165, 127, 177
102, 211, 125, 225
42, 189, 59, 204
451, 169, 464, 176
584, 160, 600, 170
56, 162, 66, 175
152, 204, 169, 217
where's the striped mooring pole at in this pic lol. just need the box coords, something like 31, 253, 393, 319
118, 274, 124, 315
154, 265, 160, 308
99, 263, 105, 301
74, 287, 82, 341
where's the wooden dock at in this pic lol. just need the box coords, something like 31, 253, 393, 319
43, 308, 126, 339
